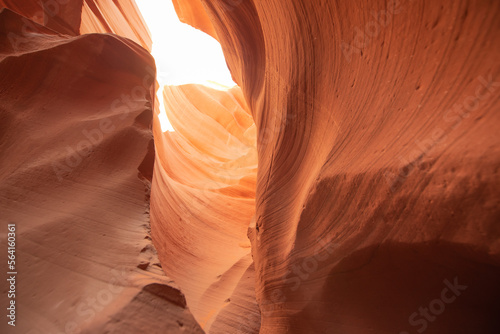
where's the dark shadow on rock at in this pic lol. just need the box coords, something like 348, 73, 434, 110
96, 283, 204, 334
283, 241, 500, 333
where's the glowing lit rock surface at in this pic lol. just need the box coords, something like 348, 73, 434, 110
172, 0, 217, 40
1, 0, 499, 333
80, 0, 152, 51
151, 84, 259, 332
150, 0, 500, 333
0, 2, 198, 333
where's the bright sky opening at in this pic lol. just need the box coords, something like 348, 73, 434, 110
135, 0, 236, 132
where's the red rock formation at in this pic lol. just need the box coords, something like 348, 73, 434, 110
0, 0, 83, 35
172, 0, 218, 40
80, 0, 152, 51
151, 84, 260, 332
2, 0, 499, 333
0, 2, 198, 333
0, 0, 151, 50
151, 0, 500, 333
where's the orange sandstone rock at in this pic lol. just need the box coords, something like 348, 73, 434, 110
172, 0, 218, 40
0, 4, 197, 334
152, 0, 500, 333
151, 84, 260, 332
0, 0, 152, 50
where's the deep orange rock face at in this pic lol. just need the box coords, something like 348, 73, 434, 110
0, 0, 152, 49
0, 2, 199, 334
1, 0, 499, 333
150, 84, 260, 332
150, 0, 500, 333
172, 0, 218, 40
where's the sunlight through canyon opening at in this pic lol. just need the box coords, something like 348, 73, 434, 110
135, 0, 237, 132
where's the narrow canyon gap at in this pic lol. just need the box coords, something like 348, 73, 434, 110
151, 0, 500, 333
0, 1, 499, 334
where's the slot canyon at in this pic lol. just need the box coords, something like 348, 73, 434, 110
0, 0, 499, 333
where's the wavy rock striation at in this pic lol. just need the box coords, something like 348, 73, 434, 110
1, 0, 499, 333
172, 0, 217, 40
0, 2, 201, 334
0, 0, 151, 49
151, 0, 500, 333
151, 84, 260, 333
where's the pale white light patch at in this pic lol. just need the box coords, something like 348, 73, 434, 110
135, 0, 236, 132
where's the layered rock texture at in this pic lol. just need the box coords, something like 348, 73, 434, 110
0, 1, 201, 333
152, 0, 500, 333
151, 84, 259, 333
1, 0, 499, 334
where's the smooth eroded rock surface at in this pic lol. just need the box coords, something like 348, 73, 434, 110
151, 0, 500, 333
151, 84, 260, 333
0, 2, 200, 333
